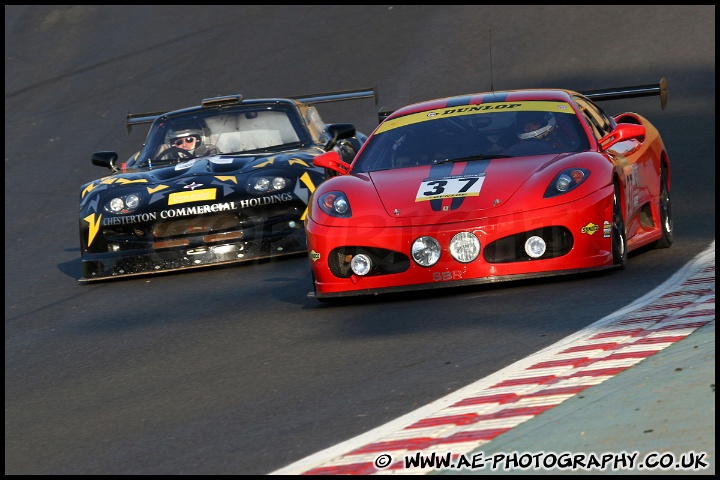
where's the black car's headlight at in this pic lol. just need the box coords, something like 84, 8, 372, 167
544, 168, 590, 198
318, 191, 352, 217
103, 192, 143, 213
247, 175, 291, 195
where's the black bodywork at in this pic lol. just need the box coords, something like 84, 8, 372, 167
79, 89, 374, 281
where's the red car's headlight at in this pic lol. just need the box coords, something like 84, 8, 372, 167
318, 191, 352, 217
544, 168, 590, 198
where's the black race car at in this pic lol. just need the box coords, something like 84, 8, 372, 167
79, 88, 375, 282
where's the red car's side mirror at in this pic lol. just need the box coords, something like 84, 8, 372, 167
313, 150, 351, 175
598, 123, 646, 151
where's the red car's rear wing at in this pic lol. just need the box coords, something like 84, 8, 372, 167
580, 77, 667, 110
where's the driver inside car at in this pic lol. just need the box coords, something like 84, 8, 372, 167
158, 122, 219, 161
506, 111, 581, 155
166, 126, 203, 157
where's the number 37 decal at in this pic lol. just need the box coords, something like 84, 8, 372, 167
415, 174, 485, 202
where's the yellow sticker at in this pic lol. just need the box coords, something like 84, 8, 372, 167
168, 189, 216, 205
377, 101, 574, 134
581, 222, 599, 235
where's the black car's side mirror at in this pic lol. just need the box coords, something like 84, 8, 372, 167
91, 151, 119, 173
324, 123, 356, 151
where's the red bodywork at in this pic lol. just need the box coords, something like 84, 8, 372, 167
306, 87, 671, 299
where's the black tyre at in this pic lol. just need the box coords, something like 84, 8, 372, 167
653, 164, 673, 249
612, 182, 627, 268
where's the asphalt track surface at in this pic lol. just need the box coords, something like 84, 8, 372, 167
5, 5, 715, 475
271, 244, 715, 474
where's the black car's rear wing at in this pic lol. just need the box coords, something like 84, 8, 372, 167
126, 87, 377, 134
289, 87, 377, 105
376, 78, 667, 124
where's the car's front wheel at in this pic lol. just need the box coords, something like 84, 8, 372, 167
612, 182, 627, 268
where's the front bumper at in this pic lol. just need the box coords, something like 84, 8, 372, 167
79, 227, 306, 282
307, 188, 616, 298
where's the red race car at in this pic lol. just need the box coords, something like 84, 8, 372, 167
305, 79, 672, 301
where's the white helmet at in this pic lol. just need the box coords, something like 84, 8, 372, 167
165, 122, 203, 146
517, 112, 557, 140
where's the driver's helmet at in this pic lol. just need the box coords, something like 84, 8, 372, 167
165, 121, 203, 147
516, 111, 557, 141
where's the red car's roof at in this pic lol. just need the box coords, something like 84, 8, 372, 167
388, 89, 577, 120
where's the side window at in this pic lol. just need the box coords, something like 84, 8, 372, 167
303, 105, 330, 144
575, 97, 614, 141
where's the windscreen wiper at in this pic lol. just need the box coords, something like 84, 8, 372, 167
435, 153, 511, 164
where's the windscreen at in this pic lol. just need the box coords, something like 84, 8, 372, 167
353, 101, 589, 173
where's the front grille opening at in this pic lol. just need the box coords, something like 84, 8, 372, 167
154, 213, 240, 238
328, 247, 410, 278
483, 226, 573, 263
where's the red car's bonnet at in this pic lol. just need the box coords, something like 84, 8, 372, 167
367, 156, 561, 220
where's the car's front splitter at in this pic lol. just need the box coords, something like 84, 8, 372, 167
79, 231, 306, 282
